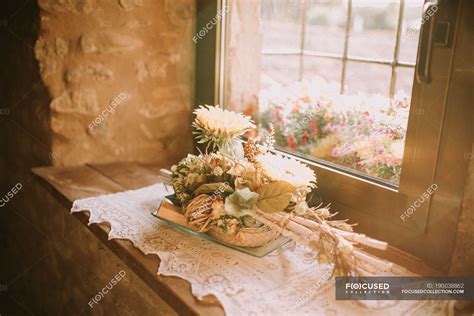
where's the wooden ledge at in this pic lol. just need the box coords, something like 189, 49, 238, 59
32, 162, 440, 316
32, 162, 225, 316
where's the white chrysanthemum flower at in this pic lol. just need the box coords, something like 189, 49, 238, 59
192, 105, 256, 150
256, 153, 317, 188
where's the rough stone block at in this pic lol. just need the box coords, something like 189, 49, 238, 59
124, 19, 151, 29
38, 0, 97, 14
34, 37, 58, 79
80, 31, 143, 54
165, 0, 194, 26
51, 89, 99, 114
51, 116, 86, 139
71, 89, 99, 113
65, 63, 114, 84
118, 0, 143, 11
55, 37, 68, 57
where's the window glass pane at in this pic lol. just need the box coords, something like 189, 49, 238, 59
302, 56, 341, 83
223, 0, 424, 185
304, 0, 347, 55
261, 0, 303, 52
344, 62, 392, 95
348, 0, 399, 60
261, 55, 300, 88
394, 66, 415, 96
398, 0, 424, 63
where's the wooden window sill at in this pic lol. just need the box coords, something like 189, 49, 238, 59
32, 162, 440, 315
32, 162, 225, 316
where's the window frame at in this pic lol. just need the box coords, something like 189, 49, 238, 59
195, 0, 470, 270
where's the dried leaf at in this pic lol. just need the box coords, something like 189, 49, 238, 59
194, 182, 233, 195
256, 181, 295, 213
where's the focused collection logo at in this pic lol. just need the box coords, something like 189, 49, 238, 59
345, 282, 390, 294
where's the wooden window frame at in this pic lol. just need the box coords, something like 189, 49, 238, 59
195, 0, 471, 270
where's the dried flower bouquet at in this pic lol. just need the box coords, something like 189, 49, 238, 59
161, 105, 390, 276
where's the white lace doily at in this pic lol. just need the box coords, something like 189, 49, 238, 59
71, 183, 454, 316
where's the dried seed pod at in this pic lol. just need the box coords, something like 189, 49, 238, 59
243, 137, 261, 163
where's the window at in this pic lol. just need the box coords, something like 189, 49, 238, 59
196, 0, 468, 268
225, 0, 425, 186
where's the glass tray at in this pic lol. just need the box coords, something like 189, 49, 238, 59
151, 207, 291, 258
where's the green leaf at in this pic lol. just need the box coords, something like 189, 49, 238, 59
194, 182, 233, 195
256, 181, 295, 213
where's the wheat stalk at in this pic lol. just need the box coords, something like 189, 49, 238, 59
249, 207, 390, 276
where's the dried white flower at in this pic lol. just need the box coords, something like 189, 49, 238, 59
256, 153, 317, 188
193, 105, 256, 150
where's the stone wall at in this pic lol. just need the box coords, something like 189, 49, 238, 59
36, 0, 195, 166
0, 0, 196, 313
